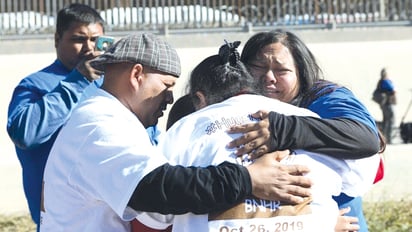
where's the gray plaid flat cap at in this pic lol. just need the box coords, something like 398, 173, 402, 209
90, 33, 181, 77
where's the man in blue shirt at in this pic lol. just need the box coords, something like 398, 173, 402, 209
6, 3, 105, 229
376, 67, 396, 144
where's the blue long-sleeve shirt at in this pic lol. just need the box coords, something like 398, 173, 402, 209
6, 59, 100, 224
308, 86, 378, 134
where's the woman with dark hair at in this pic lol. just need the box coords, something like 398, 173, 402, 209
227, 29, 385, 232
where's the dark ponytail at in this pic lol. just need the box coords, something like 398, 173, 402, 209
189, 40, 263, 108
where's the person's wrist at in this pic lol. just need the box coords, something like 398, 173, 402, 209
268, 111, 279, 151
240, 165, 253, 196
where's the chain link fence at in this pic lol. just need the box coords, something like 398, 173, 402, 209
1, 0, 411, 36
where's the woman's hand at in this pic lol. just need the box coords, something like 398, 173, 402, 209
227, 110, 272, 159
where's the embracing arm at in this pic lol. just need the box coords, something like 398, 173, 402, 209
228, 111, 380, 160
267, 112, 379, 159
129, 162, 251, 214
128, 155, 312, 214
228, 85, 382, 159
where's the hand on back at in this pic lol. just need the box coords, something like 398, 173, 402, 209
227, 110, 273, 159
246, 152, 312, 204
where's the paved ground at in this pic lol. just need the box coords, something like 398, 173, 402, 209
1, 27, 412, 215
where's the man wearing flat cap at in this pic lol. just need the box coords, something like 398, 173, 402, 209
40, 33, 312, 231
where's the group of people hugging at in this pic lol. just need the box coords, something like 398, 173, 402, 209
7, 3, 385, 232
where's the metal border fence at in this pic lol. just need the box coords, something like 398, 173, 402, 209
1, 0, 411, 36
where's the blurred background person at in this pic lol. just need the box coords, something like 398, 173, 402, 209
376, 67, 397, 144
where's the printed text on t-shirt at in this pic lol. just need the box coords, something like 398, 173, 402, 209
205, 114, 259, 135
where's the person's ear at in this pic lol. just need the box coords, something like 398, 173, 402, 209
128, 63, 144, 91
132, 63, 144, 81
195, 91, 207, 110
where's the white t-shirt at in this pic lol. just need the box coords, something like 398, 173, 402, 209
139, 94, 349, 232
40, 88, 168, 232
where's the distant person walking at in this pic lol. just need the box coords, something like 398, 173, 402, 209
376, 68, 396, 144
